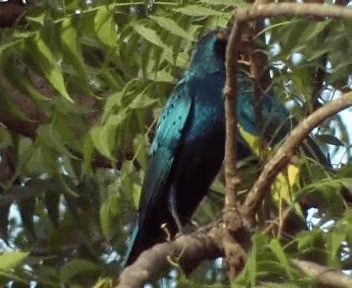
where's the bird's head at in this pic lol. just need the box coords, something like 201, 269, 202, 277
188, 29, 229, 76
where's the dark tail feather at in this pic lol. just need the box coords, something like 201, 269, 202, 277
302, 136, 331, 168
123, 224, 141, 268
123, 219, 164, 268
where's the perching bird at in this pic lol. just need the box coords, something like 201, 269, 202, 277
124, 29, 328, 267
124, 30, 242, 266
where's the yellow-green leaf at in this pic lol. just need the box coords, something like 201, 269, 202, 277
0, 252, 29, 271
149, 16, 195, 41
95, 8, 117, 47
32, 37, 73, 102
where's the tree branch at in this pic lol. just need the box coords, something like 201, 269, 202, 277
292, 259, 352, 288
0, 110, 133, 170
235, 3, 352, 22
117, 224, 224, 288
223, 19, 253, 281
0, 1, 26, 28
224, 21, 243, 212
242, 92, 352, 223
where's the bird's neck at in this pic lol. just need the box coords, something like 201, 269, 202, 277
187, 47, 225, 77
186, 63, 224, 79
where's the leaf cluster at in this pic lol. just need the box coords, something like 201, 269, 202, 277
0, 0, 352, 287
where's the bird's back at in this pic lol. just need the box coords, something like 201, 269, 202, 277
124, 70, 228, 266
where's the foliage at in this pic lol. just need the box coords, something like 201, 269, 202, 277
0, 0, 352, 287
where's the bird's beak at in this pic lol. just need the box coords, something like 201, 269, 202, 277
216, 28, 230, 43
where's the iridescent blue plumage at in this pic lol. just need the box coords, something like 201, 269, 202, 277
124, 30, 328, 267
124, 31, 241, 266
236, 73, 328, 165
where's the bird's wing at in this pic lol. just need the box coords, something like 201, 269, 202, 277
238, 94, 329, 166
138, 78, 193, 222
237, 92, 290, 141
124, 79, 193, 266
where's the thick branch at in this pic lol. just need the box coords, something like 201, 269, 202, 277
0, 1, 26, 28
235, 3, 352, 21
242, 92, 352, 222
0, 113, 38, 139
224, 21, 243, 210
292, 259, 352, 288
117, 225, 224, 288
223, 21, 252, 281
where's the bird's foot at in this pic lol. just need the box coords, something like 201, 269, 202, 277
175, 220, 198, 237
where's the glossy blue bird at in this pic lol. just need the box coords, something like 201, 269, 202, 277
124, 30, 243, 266
124, 29, 328, 267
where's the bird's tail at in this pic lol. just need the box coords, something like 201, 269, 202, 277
123, 217, 165, 268
302, 136, 331, 168
123, 223, 140, 268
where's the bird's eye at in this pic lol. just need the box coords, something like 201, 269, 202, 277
216, 31, 226, 41
216, 29, 229, 42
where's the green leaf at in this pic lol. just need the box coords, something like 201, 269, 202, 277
233, 233, 267, 286
173, 5, 225, 17
149, 16, 195, 41
247, 236, 257, 286
26, 37, 73, 102
102, 91, 124, 122
0, 38, 22, 57
299, 20, 331, 45
0, 252, 29, 271
269, 239, 293, 280
0, 127, 12, 150
95, 8, 118, 47
316, 134, 345, 147
90, 126, 112, 160
296, 230, 324, 251
100, 195, 120, 240
133, 134, 148, 169
306, 47, 331, 62
60, 259, 99, 283
16, 73, 49, 103
0, 85, 31, 121
37, 124, 78, 159
90, 113, 127, 159
132, 23, 170, 51
3, 51, 49, 103
93, 278, 113, 288
327, 232, 345, 267
26, 14, 45, 26
147, 69, 176, 83
128, 86, 157, 110
61, 18, 87, 79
